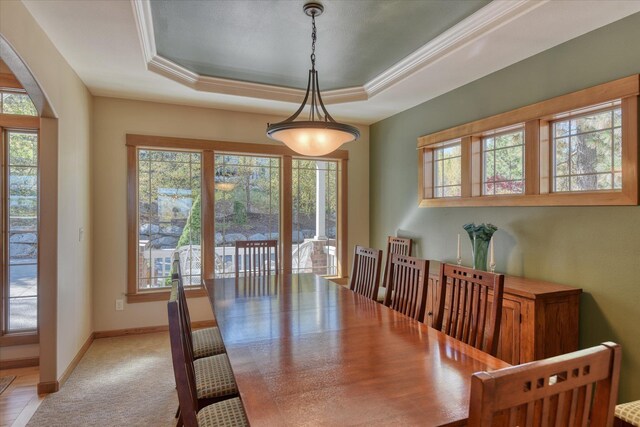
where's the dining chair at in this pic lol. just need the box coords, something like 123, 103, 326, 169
377, 236, 412, 303
172, 254, 225, 359
349, 245, 383, 301
382, 254, 429, 322
434, 263, 504, 356
468, 342, 621, 427
168, 281, 239, 424
234, 240, 278, 277
168, 288, 248, 427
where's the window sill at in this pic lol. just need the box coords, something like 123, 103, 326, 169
126, 287, 208, 303
419, 191, 637, 207
0, 332, 39, 346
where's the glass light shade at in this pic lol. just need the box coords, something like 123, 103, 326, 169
268, 125, 358, 156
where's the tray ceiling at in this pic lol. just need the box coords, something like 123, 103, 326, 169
20, 0, 640, 124
150, 0, 490, 91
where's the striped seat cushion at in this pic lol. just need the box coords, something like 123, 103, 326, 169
197, 397, 248, 427
193, 354, 238, 399
616, 400, 640, 426
192, 327, 225, 359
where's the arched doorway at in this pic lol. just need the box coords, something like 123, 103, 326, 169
1, 34, 59, 392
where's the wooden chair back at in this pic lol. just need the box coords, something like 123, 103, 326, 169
349, 245, 383, 301
173, 253, 195, 357
168, 282, 199, 427
383, 236, 412, 288
468, 342, 622, 427
434, 263, 504, 356
383, 254, 429, 322
235, 240, 278, 277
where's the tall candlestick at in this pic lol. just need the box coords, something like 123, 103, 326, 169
489, 236, 495, 266
457, 234, 461, 259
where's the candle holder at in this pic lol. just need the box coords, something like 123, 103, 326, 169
489, 260, 496, 273
457, 256, 462, 266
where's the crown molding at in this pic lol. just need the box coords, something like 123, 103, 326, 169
131, 0, 366, 104
131, 0, 549, 105
364, 0, 547, 96
131, 0, 155, 64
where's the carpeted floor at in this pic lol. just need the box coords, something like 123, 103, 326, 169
0, 375, 16, 394
27, 332, 177, 427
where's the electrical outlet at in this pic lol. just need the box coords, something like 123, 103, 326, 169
79, 227, 84, 242
115, 299, 124, 311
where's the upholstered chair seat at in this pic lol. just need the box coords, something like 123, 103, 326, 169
193, 354, 239, 399
196, 397, 248, 427
192, 327, 225, 359
616, 401, 640, 426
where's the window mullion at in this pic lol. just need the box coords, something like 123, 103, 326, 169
1, 128, 6, 334
621, 95, 639, 203
461, 136, 472, 198
525, 120, 540, 195
471, 136, 482, 197
538, 120, 551, 195
202, 150, 215, 282
281, 155, 292, 275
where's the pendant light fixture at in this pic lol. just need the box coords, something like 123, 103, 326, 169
266, 2, 359, 156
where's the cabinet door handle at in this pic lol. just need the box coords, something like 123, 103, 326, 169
427, 311, 433, 316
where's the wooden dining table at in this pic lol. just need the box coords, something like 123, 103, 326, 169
204, 273, 510, 426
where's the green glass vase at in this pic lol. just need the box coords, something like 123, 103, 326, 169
463, 223, 497, 271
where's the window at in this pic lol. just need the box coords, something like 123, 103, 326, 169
482, 127, 524, 195
292, 159, 340, 275
433, 143, 462, 198
417, 74, 639, 207
0, 89, 38, 116
552, 104, 621, 192
126, 135, 349, 302
1, 75, 40, 343
137, 149, 201, 290
213, 154, 280, 278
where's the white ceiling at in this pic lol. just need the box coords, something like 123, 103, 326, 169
22, 0, 640, 125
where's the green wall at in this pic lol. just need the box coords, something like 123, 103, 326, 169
370, 13, 640, 402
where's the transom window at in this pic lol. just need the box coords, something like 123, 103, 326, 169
433, 142, 461, 198
417, 75, 638, 207
482, 127, 525, 195
552, 104, 622, 192
0, 89, 37, 116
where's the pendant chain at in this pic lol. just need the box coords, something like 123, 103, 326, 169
310, 12, 317, 71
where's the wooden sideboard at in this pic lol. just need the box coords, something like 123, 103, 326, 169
423, 264, 582, 365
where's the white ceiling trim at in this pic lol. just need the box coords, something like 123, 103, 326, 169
131, 0, 548, 105
131, 0, 367, 104
364, 0, 544, 96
